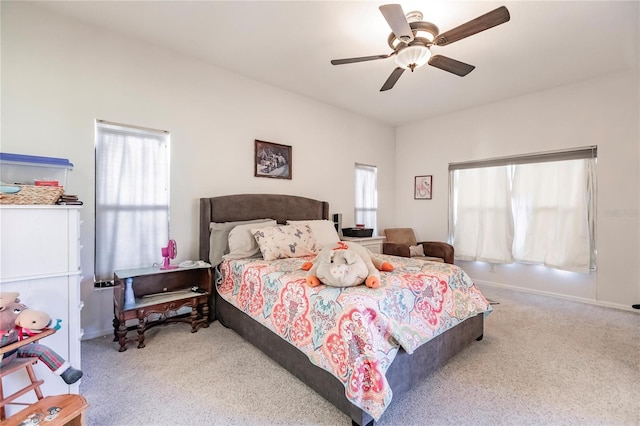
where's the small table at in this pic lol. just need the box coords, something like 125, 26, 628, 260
4, 394, 88, 426
113, 264, 212, 352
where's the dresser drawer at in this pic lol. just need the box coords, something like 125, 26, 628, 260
0, 206, 81, 280
340, 236, 385, 254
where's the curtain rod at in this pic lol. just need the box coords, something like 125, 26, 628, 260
355, 162, 377, 169
96, 119, 169, 135
448, 146, 597, 171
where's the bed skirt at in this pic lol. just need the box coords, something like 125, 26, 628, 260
215, 289, 483, 425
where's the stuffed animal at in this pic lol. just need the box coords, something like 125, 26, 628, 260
302, 241, 393, 288
15, 309, 62, 339
0, 292, 83, 385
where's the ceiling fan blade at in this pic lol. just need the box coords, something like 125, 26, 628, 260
428, 55, 475, 76
379, 4, 414, 43
331, 54, 392, 65
380, 67, 405, 92
434, 6, 510, 46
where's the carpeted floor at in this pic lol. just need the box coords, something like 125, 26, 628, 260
80, 285, 640, 425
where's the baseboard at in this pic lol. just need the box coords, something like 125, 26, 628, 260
474, 279, 639, 313
82, 328, 114, 340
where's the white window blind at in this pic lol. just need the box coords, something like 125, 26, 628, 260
449, 147, 597, 272
95, 120, 170, 282
355, 163, 378, 234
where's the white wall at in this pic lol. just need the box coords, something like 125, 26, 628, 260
3, 2, 637, 343
1, 2, 396, 338
396, 71, 640, 310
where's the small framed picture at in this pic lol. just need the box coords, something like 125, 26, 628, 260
255, 140, 292, 180
414, 175, 432, 200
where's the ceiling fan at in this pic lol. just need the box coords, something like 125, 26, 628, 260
330, 4, 510, 91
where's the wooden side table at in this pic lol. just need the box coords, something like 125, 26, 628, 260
112, 263, 213, 352
4, 394, 88, 426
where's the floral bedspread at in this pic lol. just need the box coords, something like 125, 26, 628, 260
217, 254, 491, 420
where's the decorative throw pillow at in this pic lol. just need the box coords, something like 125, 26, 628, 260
286, 219, 340, 249
409, 244, 425, 257
223, 220, 278, 261
252, 224, 319, 261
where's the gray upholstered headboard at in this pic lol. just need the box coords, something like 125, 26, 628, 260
199, 194, 329, 262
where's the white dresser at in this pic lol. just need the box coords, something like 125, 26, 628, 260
0, 206, 83, 416
340, 236, 385, 254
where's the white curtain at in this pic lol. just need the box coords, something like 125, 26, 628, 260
451, 166, 514, 263
95, 121, 170, 282
512, 159, 595, 272
450, 154, 596, 272
355, 163, 377, 234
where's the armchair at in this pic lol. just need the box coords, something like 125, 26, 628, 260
383, 228, 454, 264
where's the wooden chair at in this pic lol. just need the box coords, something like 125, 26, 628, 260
383, 228, 455, 264
4, 394, 88, 426
0, 328, 56, 420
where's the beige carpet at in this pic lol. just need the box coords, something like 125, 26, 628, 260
79, 286, 640, 425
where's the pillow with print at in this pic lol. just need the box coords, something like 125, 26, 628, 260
285, 219, 340, 249
252, 224, 319, 261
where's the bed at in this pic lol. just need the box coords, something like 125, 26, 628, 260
199, 194, 489, 426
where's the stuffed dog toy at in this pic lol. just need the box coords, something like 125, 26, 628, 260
302, 241, 393, 288
0, 292, 83, 384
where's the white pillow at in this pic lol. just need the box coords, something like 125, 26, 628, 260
223, 220, 278, 261
252, 224, 319, 261
410, 244, 425, 257
286, 219, 340, 249
209, 218, 273, 266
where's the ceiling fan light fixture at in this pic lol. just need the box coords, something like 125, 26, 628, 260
415, 30, 435, 42
395, 45, 431, 71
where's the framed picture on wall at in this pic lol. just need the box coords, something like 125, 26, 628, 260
254, 140, 292, 179
414, 175, 432, 200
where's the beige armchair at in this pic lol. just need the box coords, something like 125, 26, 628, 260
383, 228, 454, 264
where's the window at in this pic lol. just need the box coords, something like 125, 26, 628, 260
355, 163, 377, 234
94, 120, 171, 283
449, 147, 597, 272
450, 165, 515, 264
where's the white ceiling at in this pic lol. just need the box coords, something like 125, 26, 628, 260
36, 1, 639, 126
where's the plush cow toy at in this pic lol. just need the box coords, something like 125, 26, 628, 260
302, 241, 393, 289
0, 292, 83, 384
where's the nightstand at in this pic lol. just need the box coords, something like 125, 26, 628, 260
340, 236, 385, 254
113, 263, 212, 352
